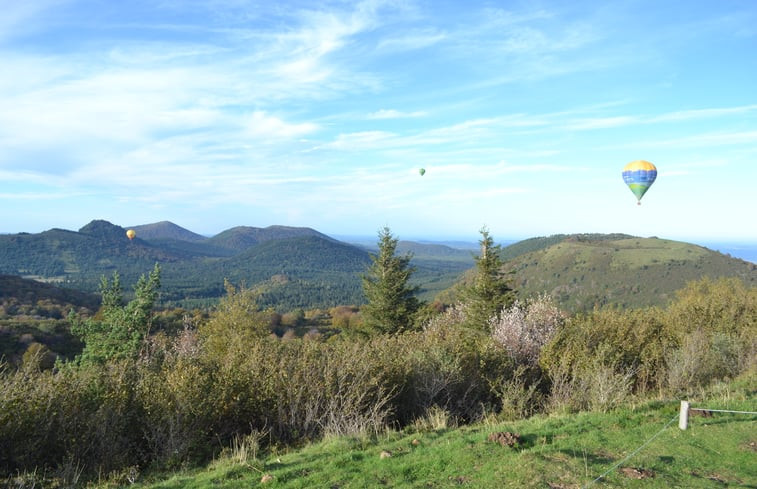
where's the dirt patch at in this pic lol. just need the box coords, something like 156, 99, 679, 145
448, 475, 470, 484
690, 409, 714, 418
619, 467, 654, 479
487, 431, 521, 447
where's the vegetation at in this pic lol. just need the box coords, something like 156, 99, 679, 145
1, 222, 756, 487
1, 268, 754, 487
76, 378, 756, 488
3, 222, 753, 313
459, 227, 516, 330
360, 227, 423, 334
0, 275, 97, 365
70, 265, 161, 365
507, 235, 756, 312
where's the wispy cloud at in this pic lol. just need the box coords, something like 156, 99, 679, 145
566, 116, 640, 130
366, 109, 427, 119
651, 105, 757, 122
245, 111, 319, 139
376, 29, 447, 52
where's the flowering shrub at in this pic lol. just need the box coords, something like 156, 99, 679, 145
490, 294, 565, 366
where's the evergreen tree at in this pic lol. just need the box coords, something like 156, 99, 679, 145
71, 264, 161, 365
462, 227, 515, 331
361, 227, 422, 334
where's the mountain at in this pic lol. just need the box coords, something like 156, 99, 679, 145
0, 221, 374, 309
502, 235, 756, 311
207, 225, 336, 252
130, 221, 207, 242
213, 236, 372, 308
2, 222, 754, 312
0, 220, 190, 282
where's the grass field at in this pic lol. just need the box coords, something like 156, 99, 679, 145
120, 377, 756, 489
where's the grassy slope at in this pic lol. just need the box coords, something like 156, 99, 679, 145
129, 379, 756, 489
508, 237, 757, 312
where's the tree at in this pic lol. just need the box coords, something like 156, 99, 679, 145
361, 227, 422, 334
461, 227, 515, 331
71, 264, 161, 365
199, 279, 274, 357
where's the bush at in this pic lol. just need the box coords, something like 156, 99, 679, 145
540, 306, 674, 395
666, 330, 747, 396
490, 294, 564, 366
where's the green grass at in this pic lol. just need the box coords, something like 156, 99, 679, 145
121, 387, 756, 489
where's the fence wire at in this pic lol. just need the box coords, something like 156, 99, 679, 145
582, 403, 756, 488
582, 414, 679, 489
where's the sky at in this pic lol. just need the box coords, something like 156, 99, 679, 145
1, 0, 756, 244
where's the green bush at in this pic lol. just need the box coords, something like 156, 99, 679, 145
541, 277, 756, 410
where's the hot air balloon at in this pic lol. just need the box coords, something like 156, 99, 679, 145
622, 160, 657, 205
419, 168, 426, 176
126, 229, 136, 240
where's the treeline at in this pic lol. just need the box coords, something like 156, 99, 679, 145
1, 233, 755, 487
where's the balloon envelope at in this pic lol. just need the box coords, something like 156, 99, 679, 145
622, 160, 657, 203
419, 168, 425, 176
126, 229, 136, 240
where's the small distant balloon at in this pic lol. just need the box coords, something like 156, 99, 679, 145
126, 229, 136, 240
622, 160, 657, 205
419, 168, 426, 176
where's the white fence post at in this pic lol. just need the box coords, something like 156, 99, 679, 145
679, 400, 689, 430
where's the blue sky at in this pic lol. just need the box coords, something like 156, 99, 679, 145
1, 0, 756, 243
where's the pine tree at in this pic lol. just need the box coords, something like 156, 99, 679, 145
71, 264, 161, 365
462, 227, 515, 331
361, 227, 422, 334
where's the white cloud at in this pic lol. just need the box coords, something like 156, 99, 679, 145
376, 30, 447, 52
566, 116, 639, 130
366, 109, 427, 119
652, 105, 757, 122
245, 111, 319, 139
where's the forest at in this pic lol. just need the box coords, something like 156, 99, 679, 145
1, 227, 755, 487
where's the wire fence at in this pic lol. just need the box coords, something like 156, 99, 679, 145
581, 401, 756, 489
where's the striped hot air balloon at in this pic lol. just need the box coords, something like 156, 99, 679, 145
622, 160, 657, 205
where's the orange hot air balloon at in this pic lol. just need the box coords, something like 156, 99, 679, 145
126, 229, 136, 240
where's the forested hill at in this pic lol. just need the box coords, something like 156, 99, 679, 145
0, 274, 100, 313
1, 222, 754, 312
0, 220, 378, 309
502, 235, 756, 311
129, 221, 207, 242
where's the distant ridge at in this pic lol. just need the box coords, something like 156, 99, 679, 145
130, 221, 207, 242
1, 222, 754, 311
207, 225, 336, 252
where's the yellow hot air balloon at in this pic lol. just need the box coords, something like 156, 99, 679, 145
126, 229, 136, 240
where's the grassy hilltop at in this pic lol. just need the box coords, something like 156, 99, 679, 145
502, 234, 756, 312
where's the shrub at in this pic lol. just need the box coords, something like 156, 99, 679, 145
666, 329, 747, 395
540, 306, 674, 394
490, 294, 564, 366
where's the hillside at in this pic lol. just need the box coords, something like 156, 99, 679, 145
0, 274, 99, 311
504, 235, 757, 311
130, 221, 207, 242
1, 222, 754, 312
0, 221, 189, 282
93, 382, 757, 489
0, 275, 98, 365
207, 225, 335, 252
